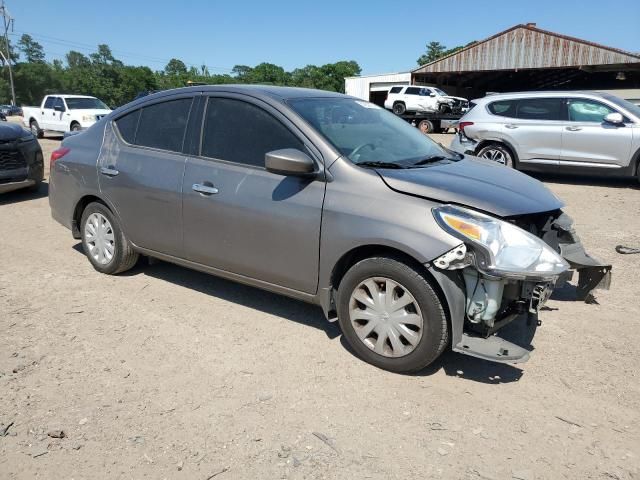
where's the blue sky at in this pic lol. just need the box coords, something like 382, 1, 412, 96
7, 0, 640, 75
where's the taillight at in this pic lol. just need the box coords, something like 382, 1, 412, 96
50, 147, 70, 168
458, 121, 474, 135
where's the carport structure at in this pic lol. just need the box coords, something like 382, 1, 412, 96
412, 23, 640, 101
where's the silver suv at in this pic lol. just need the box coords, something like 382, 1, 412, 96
450, 91, 640, 180
49, 86, 610, 372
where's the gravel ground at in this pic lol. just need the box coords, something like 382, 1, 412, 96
1, 125, 639, 479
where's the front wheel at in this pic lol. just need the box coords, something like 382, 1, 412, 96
337, 256, 449, 373
80, 202, 139, 275
476, 143, 515, 168
30, 120, 43, 139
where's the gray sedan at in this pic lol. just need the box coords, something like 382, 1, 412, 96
48, 85, 610, 372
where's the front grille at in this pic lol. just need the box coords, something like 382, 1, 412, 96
0, 148, 26, 171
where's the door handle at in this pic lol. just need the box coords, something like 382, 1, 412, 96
192, 183, 219, 195
566, 126, 582, 131
505, 124, 518, 129
100, 166, 120, 177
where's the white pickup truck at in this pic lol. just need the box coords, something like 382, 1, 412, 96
23, 94, 111, 137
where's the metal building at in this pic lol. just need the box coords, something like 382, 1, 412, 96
345, 24, 640, 104
413, 23, 640, 100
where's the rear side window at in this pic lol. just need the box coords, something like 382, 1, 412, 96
568, 98, 616, 122
389, 87, 402, 94
487, 100, 517, 117
135, 98, 193, 152
201, 98, 304, 168
44, 97, 56, 109
115, 109, 141, 144
405, 87, 422, 95
517, 98, 563, 120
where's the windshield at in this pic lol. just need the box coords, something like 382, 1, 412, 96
601, 93, 640, 120
434, 88, 448, 96
288, 98, 455, 167
65, 97, 110, 110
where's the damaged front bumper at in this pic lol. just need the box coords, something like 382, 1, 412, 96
429, 210, 611, 364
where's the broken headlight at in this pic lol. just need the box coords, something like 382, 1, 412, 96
433, 205, 569, 279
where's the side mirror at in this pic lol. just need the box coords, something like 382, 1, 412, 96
54, 105, 65, 112
604, 112, 624, 125
429, 92, 436, 97
265, 148, 315, 176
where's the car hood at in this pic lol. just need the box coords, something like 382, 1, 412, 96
438, 96, 467, 102
376, 156, 564, 217
0, 122, 28, 141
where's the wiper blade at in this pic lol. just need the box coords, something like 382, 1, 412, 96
410, 155, 449, 166
355, 161, 406, 169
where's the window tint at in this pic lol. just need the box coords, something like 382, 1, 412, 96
568, 98, 616, 122
44, 97, 56, 109
53, 97, 65, 111
487, 100, 517, 117
202, 98, 303, 167
389, 87, 402, 94
405, 87, 422, 95
115, 109, 141, 144
517, 98, 563, 120
135, 98, 193, 152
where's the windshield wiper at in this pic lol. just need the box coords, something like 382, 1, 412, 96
410, 155, 450, 167
355, 161, 406, 169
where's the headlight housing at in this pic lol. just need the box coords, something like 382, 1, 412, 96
82, 114, 97, 122
433, 205, 569, 279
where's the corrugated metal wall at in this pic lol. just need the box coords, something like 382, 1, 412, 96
415, 26, 640, 74
345, 73, 411, 100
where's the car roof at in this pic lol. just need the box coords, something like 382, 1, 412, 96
155, 84, 348, 100
47, 94, 98, 99
472, 90, 611, 102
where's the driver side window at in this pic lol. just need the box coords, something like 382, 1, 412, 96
567, 98, 617, 123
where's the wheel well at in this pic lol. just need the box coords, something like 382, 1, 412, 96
393, 100, 405, 105
29, 117, 38, 125
71, 195, 109, 238
70, 121, 80, 128
329, 244, 453, 341
475, 140, 519, 166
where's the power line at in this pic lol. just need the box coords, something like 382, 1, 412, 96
10, 30, 236, 73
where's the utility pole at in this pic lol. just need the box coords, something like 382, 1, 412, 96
0, 0, 15, 106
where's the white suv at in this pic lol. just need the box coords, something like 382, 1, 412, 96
449, 91, 640, 181
384, 85, 469, 115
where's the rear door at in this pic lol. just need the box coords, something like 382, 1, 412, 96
560, 97, 633, 168
181, 94, 325, 293
40, 96, 56, 130
98, 94, 196, 257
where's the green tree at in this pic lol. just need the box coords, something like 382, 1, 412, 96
66, 50, 91, 69
17, 34, 45, 63
249, 63, 289, 85
417, 41, 447, 65
164, 58, 188, 76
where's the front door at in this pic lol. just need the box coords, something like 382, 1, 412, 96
98, 96, 195, 257
182, 95, 325, 294
560, 97, 634, 169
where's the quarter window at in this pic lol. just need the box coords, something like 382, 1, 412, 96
568, 98, 617, 122
405, 87, 422, 95
487, 100, 517, 117
516, 98, 563, 121
135, 98, 193, 152
201, 98, 304, 168
115, 109, 141, 144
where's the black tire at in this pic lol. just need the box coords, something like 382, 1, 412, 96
392, 102, 406, 115
30, 120, 43, 139
336, 256, 449, 373
71, 122, 81, 132
80, 202, 139, 275
417, 119, 434, 134
476, 143, 515, 168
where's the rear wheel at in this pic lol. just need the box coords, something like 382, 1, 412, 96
337, 256, 449, 373
30, 120, 43, 139
417, 119, 434, 134
80, 202, 139, 275
71, 122, 81, 132
392, 102, 406, 115
476, 143, 515, 168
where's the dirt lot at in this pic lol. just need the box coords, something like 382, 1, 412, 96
1, 124, 639, 480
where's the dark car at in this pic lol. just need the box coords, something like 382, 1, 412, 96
48, 86, 611, 372
0, 123, 44, 194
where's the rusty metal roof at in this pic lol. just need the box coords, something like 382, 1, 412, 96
413, 24, 640, 74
